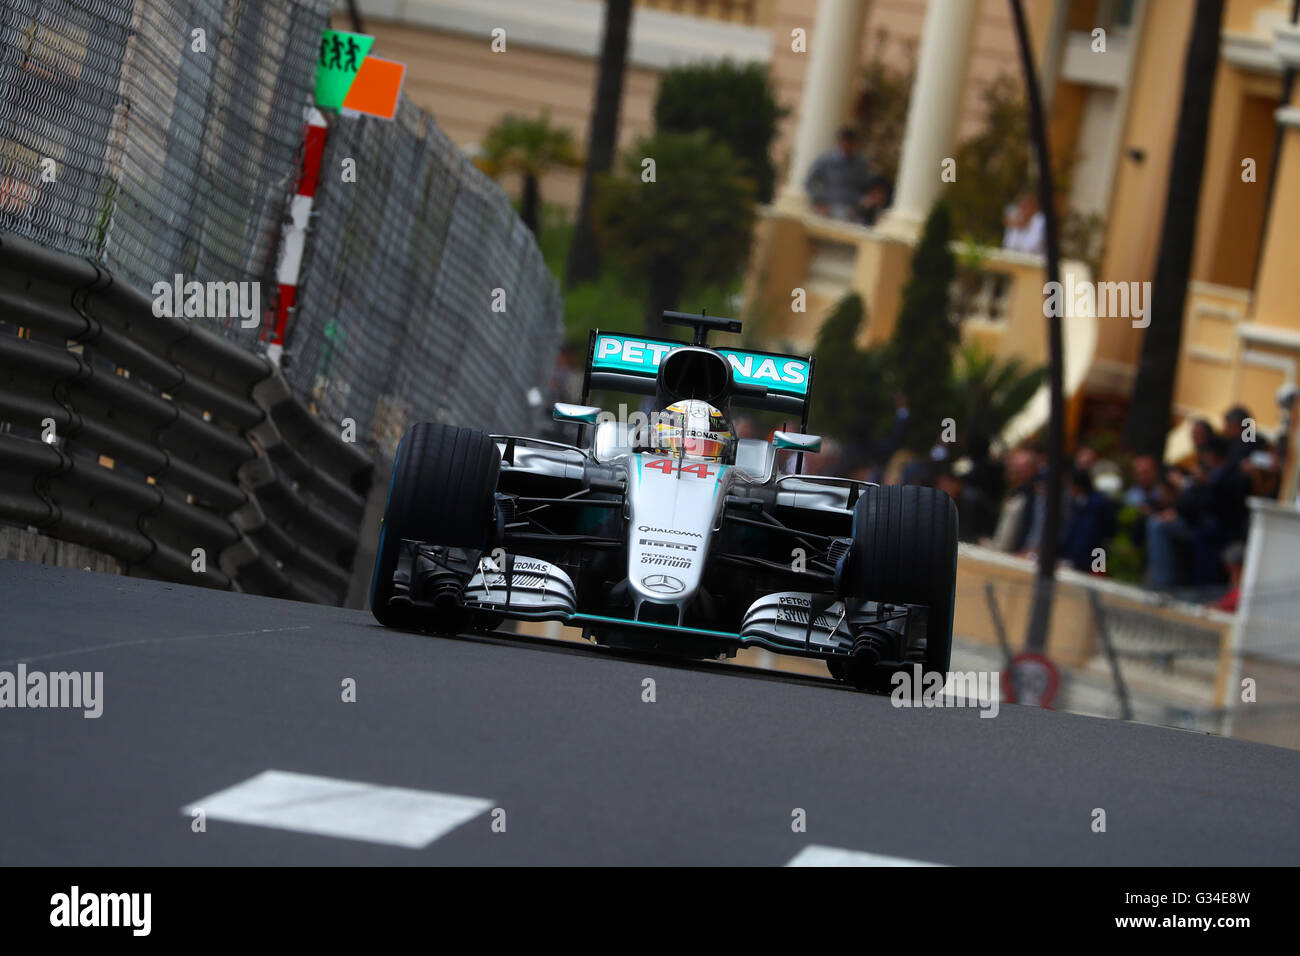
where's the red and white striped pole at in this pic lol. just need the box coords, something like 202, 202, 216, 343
266, 106, 328, 365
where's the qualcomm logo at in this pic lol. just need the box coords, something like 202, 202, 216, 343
637, 525, 703, 539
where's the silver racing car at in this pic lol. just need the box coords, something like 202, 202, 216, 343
370, 312, 957, 690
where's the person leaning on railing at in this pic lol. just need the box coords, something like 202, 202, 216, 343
804, 126, 874, 223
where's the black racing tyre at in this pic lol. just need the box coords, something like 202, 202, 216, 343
369, 423, 500, 629
841, 484, 958, 691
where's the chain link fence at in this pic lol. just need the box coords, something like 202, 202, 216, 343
1, 0, 562, 456
1, 0, 327, 346
0, 0, 131, 256
289, 98, 562, 457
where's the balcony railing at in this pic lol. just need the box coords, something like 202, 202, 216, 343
751, 204, 1099, 446
635, 0, 771, 26
951, 269, 1014, 326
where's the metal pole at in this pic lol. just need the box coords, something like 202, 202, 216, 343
1009, 0, 1065, 653
1089, 590, 1133, 721
984, 581, 1015, 670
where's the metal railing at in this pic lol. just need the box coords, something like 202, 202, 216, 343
0, 231, 370, 603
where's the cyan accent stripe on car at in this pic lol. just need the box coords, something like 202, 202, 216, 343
590, 334, 811, 397
570, 613, 740, 641
368, 437, 404, 611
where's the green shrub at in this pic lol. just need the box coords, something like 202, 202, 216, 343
654, 59, 783, 203
885, 200, 958, 451
595, 130, 756, 336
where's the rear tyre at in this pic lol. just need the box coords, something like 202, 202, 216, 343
369, 423, 500, 630
841, 484, 958, 692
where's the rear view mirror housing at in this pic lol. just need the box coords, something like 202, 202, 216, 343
772, 431, 821, 453
553, 403, 602, 426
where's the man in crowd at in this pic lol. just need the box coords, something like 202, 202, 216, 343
1123, 454, 1169, 549
1190, 418, 1214, 459
1061, 467, 1116, 572
1187, 434, 1251, 587
934, 463, 997, 543
1223, 405, 1253, 468
988, 447, 1042, 554
963, 434, 1005, 508
1146, 433, 1250, 590
872, 390, 910, 470
1002, 190, 1046, 255
804, 126, 874, 222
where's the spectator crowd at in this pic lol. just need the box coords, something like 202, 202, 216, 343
800, 400, 1285, 610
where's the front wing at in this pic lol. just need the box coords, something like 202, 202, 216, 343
452, 550, 921, 662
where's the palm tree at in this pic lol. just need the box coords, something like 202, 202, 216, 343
950, 343, 1046, 444
1122, 0, 1224, 455
567, 0, 632, 288
476, 113, 580, 236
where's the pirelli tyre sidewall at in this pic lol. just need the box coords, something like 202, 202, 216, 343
370, 423, 501, 628
845, 484, 958, 687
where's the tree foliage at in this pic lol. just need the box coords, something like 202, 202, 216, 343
950, 343, 1046, 445
812, 203, 1046, 461
654, 59, 784, 203
811, 293, 889, 453
595, 130, 756, 336
945, 75, 1083, 253
946, 76, 1033, 244
885, 200, 958, 452
476, 113, 580, 234
852, 30, 916, 186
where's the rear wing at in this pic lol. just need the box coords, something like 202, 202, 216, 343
580, 330, 815, 429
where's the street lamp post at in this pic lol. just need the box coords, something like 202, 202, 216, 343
1009, 0, 1065, 653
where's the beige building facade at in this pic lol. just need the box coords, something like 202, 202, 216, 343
345, 0, 1300, 479
338, 0, 774, 207
751, 0, 1300, 481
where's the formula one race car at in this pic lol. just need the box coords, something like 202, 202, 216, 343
370, 312, 957, 690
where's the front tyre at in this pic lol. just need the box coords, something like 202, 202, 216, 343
369, 423, 500, 630
841, 484, 958, 691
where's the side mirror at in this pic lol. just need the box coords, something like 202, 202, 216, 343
772, 431, 821, 453
553, 402, 603, 426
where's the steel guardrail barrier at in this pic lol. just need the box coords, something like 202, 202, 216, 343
0, 231, 371, 604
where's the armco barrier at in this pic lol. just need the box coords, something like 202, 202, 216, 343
0, 231, 371, 604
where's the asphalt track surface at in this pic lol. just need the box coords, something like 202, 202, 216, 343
3, 558, 1299, 866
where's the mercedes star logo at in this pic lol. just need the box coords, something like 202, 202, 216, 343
641, 574, 685, 594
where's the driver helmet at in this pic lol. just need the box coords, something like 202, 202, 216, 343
654, 400, 736, 463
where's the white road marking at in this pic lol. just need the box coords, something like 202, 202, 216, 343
183, 770, 492, 849
0, 625, 312, 667
786, 845, 944, 867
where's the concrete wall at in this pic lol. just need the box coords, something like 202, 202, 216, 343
1227, 498, 1300, 749
0, 527, 122, 576
954, 542, 1234, 704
